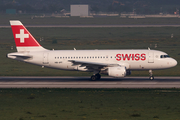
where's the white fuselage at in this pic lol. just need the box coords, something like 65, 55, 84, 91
8, 49, 177, 71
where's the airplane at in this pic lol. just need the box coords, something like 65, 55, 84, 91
7, 20, 177, 80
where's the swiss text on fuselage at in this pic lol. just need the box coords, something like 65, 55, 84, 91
116, 53, 146, 61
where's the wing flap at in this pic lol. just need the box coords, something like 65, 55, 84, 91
69, 60, 119, 71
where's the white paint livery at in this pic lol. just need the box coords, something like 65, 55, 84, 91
7, 20, 177, 80
10, 20, 23, 25
16, 46, 47, 52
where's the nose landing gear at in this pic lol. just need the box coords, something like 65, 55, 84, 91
149, 70, 154, 80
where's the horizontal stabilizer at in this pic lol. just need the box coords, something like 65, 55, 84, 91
7, 52, 32, 60
10, 55, 32, 59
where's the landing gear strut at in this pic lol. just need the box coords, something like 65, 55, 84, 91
149, 70, 154, 80
91, 73, 101, 81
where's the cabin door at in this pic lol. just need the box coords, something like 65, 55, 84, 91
43, 52, 49, 64
148, 52, 154, 63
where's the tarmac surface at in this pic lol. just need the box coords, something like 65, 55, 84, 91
0, 76, 180, 88
1, 24, 180, 28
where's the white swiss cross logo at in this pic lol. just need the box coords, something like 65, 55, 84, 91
16, 29, 29, 43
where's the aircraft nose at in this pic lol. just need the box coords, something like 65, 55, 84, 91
170, 59, 177, 67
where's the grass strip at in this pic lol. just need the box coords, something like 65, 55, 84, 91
0, 88, 180, 120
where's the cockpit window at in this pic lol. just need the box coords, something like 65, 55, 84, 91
160, 55, 170, 58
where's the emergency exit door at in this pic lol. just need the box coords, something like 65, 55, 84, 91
43, 53, 49, 64
148, 52, 154, 63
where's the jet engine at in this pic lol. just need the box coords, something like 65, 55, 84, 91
108, 66, 126, 77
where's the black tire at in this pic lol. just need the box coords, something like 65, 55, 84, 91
96, 74, 101, 80
91, 75, 97, 81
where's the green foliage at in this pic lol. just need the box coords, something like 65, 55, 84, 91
52, 39, 57, 44
0, 88, 180, 120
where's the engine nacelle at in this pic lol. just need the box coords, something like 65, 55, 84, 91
108, 66, 126, 77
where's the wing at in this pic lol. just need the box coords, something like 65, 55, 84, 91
68, 60, 119, 71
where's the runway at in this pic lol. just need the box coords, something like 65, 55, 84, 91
1, 24, 180, 28
0, 76, 180, 88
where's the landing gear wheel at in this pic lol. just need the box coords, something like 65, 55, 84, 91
149, 76, 154, 80
91, 75, 97, 81
149, 70, 154, 80
91, 74, 101, 81
96, 73, 101, 80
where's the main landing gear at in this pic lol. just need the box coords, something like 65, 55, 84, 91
91, 73, 101, 81
149, 70, 154, 80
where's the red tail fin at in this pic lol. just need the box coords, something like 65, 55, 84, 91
10, 20, 46, 52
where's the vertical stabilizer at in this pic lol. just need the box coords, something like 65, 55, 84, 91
10, 20, 47, 52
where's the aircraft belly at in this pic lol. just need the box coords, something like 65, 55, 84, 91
128, 61, 147, 70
